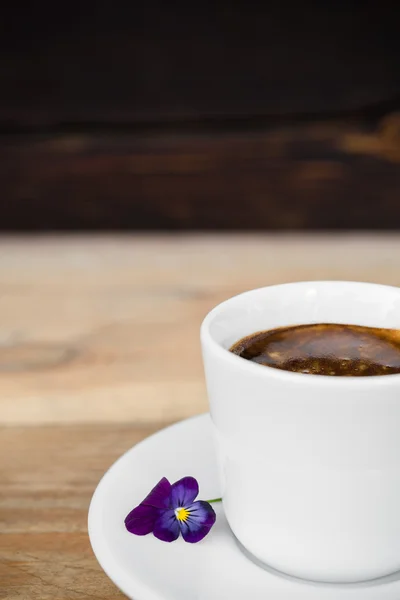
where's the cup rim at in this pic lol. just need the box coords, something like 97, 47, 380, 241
200, 280, 400, 388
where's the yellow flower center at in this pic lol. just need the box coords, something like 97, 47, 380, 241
175, 507, 190, 522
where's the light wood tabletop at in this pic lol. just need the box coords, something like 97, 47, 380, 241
1, 233, 400, 599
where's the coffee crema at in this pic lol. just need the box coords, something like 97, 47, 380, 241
230, 323, 400, 376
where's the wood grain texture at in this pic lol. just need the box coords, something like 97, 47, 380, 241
2, 113, 400, 230
0, 423, 161, 599
2, 234, 400, 598
1, 234, 400, 425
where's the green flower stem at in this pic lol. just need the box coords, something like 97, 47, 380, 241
206, 497, 222, 504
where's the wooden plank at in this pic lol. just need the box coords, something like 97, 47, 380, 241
2, 114, 400, 230
1, 3, 399, 125
0, 423, 160, 599
2, 233, 400, 598
0, 234, 400, 425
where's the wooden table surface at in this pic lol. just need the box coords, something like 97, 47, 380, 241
1, 233, 400, 599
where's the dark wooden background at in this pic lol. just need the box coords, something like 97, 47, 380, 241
1, 2, 400, 230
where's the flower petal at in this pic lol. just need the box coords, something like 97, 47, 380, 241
141, 477, 172, 509
153, 509, 180, 542
170, 476, 199, 508
125, 504, 159, 535
179, 501, 216, 543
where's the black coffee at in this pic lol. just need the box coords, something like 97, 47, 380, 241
230, 323, 400, 376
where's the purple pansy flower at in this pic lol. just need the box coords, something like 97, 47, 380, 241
125, 476, 217, 543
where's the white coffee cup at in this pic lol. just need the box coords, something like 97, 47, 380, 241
201, 281, 400, 583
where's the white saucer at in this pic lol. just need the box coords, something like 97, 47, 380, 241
89, 414, 400, 600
